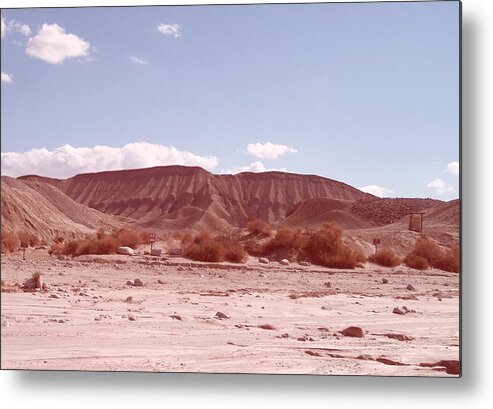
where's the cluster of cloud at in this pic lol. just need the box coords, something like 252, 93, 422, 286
358, 185, 393, 198
426, 160, 459, 195
25, 23, 91, 64
224, 161, 288, 174
426, 178, 455, 195
1, 72, 13, 83
1, 142, 218, 179
247, 142, 298, 160
1, 15, 31, 39
157, 23, 181, 38
130, 56, 148, 65
446, 161, 459, 175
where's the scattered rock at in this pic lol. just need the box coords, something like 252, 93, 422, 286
299, 261, 311, 266
214, 311, 229, 320
324, 281, 331, 288
406, 283, 416, 291
133, 278, 144, 287
340, 326, 364, 338
170, 315, 182, 321
125, 296, 133, 303
258, 324, 277, 330
177, 266, 185, 272
305, 350, 321, 357
117, 246, 134, 256
376, 357, 407, 366
49, 294, 59, 299
393, 307, 406, 315
128, 315, 136, 321
381, 333, 414, 341
259, 273, 266, 278
22, 277, 37, 291
126, 280, 133, 286
259, 257, 269, 264
419, 360, 460, 375
280, 259, 290, 266
297, 335, 315, 342
382, 278, 389, 284
157, 279, 165, 284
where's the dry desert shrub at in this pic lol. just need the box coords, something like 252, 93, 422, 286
250, 222, 364, 269
406, 237, 459, 272
182, 230, 247, 263
369, 249, 401, 267
246, 219, 272, 237
111, 228, 142, 248
1, 231, 20, 253
404, 254, 430, 270
49, 227, 142, 257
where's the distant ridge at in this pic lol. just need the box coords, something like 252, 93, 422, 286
19, 165, 371, 232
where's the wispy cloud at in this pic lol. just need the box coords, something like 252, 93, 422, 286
445, 161, 459, 176
25, 23, 91, 64
247, 142, 298, 160
157, 23, 181, 38
130, 56, 148, 65
222, 161, 288, 174
1, 15, 31, 38
358, 184, 393, 197
1, 142, 218, 179
426, 178, 455, 195
1, 72, 13, 83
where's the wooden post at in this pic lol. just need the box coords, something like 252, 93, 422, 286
372, 238, 380, 253
149, 233, 156, 254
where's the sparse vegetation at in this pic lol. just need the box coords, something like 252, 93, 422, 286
181, 231, 247, 263
248, 222, 365, 269
404, 254, 429, 270
369, 249, 401, 267
405, 237, 459, 272
246, 219, 272, 237
1, 231, 20, 253
49, 227, 143, 257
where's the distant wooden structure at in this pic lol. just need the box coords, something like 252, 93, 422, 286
372, 238, 381, 253
408, 212, 424, 233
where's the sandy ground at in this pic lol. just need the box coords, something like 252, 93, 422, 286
1, 250, 459, 376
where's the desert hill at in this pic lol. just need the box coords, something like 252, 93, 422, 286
20, 166, 371, 232
1, 176, 121, 240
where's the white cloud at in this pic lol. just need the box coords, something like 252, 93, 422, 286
247, 142, 298, 160
1, 142, 218, 179
25, 23, 90, 64
1, 15, 8, 38
222, 161, 288, 174
446, 161, 459, 176
1, 72, 13, 83
1, 15, 31, 38
14, 22, 31, 36
358, 185, 393, 197
426, 178, 455, 195
157, 23, 181, 38
130, 56, 148, 65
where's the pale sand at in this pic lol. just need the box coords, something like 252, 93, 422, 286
1, 252, 459, 376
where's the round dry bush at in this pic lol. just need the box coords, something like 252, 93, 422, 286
404, 254, 429, 270
369, 249, 401, 268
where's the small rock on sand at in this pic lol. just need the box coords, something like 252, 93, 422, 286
117, 247, 134, 256
382, 278, 389, 284
340, 326, 364, 338
49, 294, 59, 299
406, 284, 416, 291
259, 257, 269, 264
128, 315, 136, 321
280, 259, 290, 266
125, 296, 133, 303
177, 266, 185, 272
393, 307, 406, 315
215, 311, 229, 320
259, 273, 266, 278
133, 279, 144, 287
126, 280, 133, 286
299, 261, 310, 266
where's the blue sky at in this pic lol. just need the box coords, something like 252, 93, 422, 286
1, 2, 460, 199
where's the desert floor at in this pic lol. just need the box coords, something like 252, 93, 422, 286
1, 250, 459, 376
